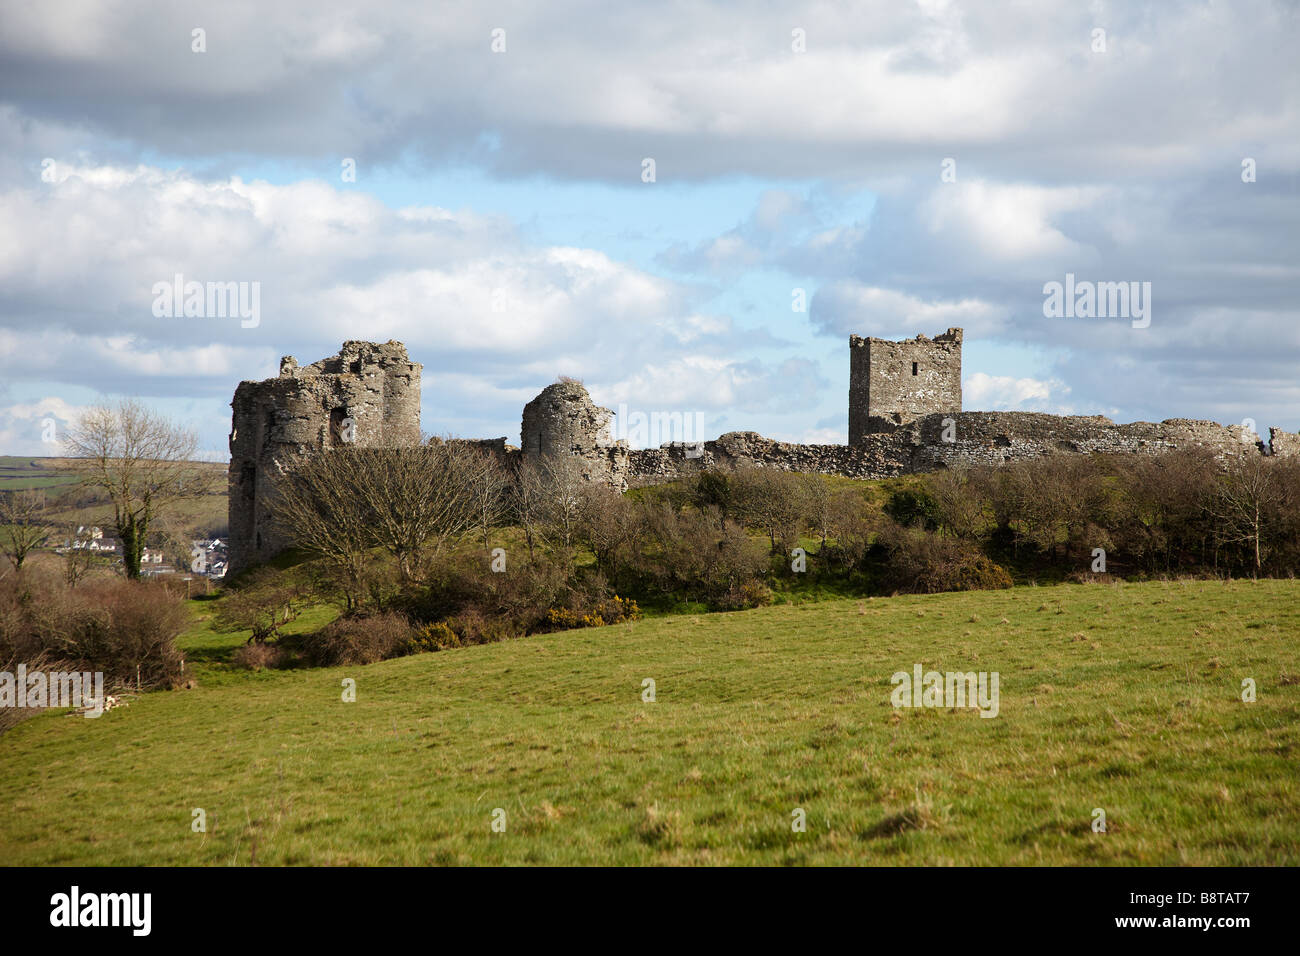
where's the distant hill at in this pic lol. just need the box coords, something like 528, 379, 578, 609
0, 455, 82, 491
0, 456, 229, 540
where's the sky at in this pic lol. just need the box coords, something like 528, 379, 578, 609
1, 0, 1297, 459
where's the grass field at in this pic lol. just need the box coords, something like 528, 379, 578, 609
1, 578, 1297, 865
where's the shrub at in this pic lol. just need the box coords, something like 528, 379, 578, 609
64, 580, 190, 688
884, 487, 942, 531
0, 649, 64, 735
397, 550, 573, 635
232, 642, 285, 671
439, 609, 522, 646
877, 522, 1012, 594
303, 610, 418, 667
691, 470, 733, 523
213, 568, 303, 643
546, 595, 641, 629
713, 581, 774, 611
409, 621, 460, 652
0, 570, 189, 690
635, 503, 769, 601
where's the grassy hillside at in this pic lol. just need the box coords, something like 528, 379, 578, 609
0, 456, 81, 491
1, 579, 1297, 865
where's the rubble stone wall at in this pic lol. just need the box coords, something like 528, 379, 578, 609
628, 414, 1287, 485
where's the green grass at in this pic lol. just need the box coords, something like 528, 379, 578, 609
1, 579, 1297, 865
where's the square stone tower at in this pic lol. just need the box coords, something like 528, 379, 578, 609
227, 340, 421, 573
849, 328, 962, 444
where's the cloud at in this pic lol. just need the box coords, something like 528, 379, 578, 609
964, 372, 1073, 414
0, 396, 88, 457
0, 162, 777, 450
3, 1, 1296, 182
812, 281, 1006, 340
1, 1, 1298, 449
602, 355, 824, 423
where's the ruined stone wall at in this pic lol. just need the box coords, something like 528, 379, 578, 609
849, 328, 962, 444
628, 414, 1288, 486
520, 381, 631, 490
629, 432, 912, 484
1270, 427, 1300, 458
227, 341, 422, 573
906, 412, 1263, 470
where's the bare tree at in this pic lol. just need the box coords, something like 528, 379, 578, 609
1209, 455, 1283, 573
800, 474, 832, 550
464, 447, 510, 552
0, 489, 50, 570
353, 440, 482, 584
825, 488, 875, 570
578, 483, 637, 579
513, 459, 550, 561
60, 522, 103, 587
731, 467, 807, 553
269, 449, 375, 608
535, 455, 588, 551
273, 440, 487, 596
927, 468, 987, 541
213, 569, 302, 644
63, 400, 212, 578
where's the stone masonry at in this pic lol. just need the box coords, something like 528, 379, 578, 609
627, 413, 1271, 486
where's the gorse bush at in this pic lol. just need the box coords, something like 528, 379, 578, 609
546, 595, 640, 629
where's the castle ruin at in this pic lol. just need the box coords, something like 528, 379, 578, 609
227, 341, 422, 572
228, 332, 1295, 573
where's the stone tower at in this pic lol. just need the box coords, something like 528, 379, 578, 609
849, 328, 962, 444
227, 340, 422, 573
520, 380, 630, 491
